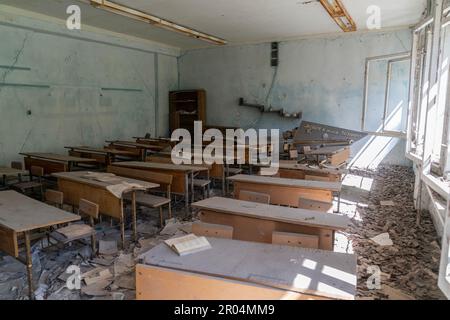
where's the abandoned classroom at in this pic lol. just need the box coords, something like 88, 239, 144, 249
0, 0, 449, 301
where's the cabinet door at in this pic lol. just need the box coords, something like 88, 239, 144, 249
438, 199, 450, 299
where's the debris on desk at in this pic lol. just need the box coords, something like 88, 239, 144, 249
380, 200, 395, 206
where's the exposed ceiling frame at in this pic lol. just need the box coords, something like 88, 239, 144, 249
318, 0, 357, 32
89, 0, 227, 45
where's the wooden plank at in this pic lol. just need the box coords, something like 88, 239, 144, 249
192, 222, 234, 239
305, 174, 332, 182
192, 197, 348, 230
0, 224, 18, 257
0, 191, 80, 232
139, 237, 357, 300
272, 231, 319, 249
330, 148, 351, 166
136, 265, 327, 300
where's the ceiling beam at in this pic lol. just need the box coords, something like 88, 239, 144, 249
319, 0, 357, 32
89, 0, 227, 45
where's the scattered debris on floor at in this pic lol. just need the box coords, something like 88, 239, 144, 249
340, 166, 445, 300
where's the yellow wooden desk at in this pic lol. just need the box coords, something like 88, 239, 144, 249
136, 237, 357, 300
228, 174, 341, 207
52, 171, 158, 246
111, 161, 209, 211
192, 197, 350, 251
0, 191, 80, 299
21, 152, 97, 174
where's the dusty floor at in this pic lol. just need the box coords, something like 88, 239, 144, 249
0, 165, 446, 300
336, 166, 445, 300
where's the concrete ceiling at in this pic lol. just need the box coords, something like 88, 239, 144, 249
3, 0, 427, 49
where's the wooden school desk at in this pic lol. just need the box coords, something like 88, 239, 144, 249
52, 171, 158, 246
227, 174, 341, 207
192, 197, 350, 251
110, 161, 209, 212
0, 191, 80, 299
20, 152, 97, 174
136, 237, 357, 300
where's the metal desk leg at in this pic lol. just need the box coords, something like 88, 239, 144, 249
24, 231, 34, 300
225, 164, 230, 196
184, 173, 189, 214
207, 170, 210, 198
222, 167, 226, 196
191, 172, 195, 203
131, 191, 137, 242
337, 191, 341, 213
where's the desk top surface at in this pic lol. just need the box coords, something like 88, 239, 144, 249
304, 146, 349, 155
52, 171, 159, 190
110, 141, 165, 150
20, 152, 97, 163
112, 161, 209, 172
0, 191, 80, 232
0, 167, 27, 176
228, 174, 342, 191
192, 197, 350, 230
65, 146, 136, 156
140, 237, 357, 300
254, 161, 348, 175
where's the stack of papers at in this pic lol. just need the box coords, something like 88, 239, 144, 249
164, 234, 211, 256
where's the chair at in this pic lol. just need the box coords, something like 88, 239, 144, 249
192, 179, 211, 199
238, 190, 270, 204
45, 190, 64, 209
50, 199, 99, 254
12, 166, 44, 200
11, 161, 23, 170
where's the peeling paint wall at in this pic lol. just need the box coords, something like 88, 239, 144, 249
179, 30, 413, 167
0, 6, 179, 165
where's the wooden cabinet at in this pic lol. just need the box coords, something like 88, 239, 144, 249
169, 90, 206, 135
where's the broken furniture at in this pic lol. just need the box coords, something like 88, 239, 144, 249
110, 161, 209, 212
169, 89, 206, 136
191, 197, 350, 251
20, 152, 98, 174
227, 174, 341, 207
293, 121, 367, 147
304, 146, 351, 167
11, 166, 45, 200
52, 171, 159, 247
136, 237, 357, 300
107, 165, 173, 226
0, 190, 80, 299
64, 146, 138, 166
